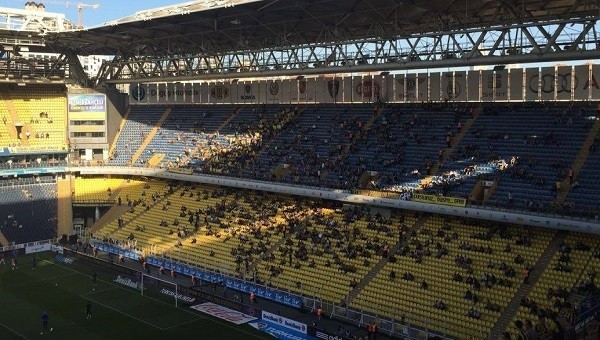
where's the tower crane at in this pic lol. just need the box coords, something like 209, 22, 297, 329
66, 2, 100, 28
27, 1, 100, 28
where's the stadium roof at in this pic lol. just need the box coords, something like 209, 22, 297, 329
44, 0, 598, 57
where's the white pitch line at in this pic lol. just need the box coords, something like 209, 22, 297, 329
0, 321, 30, 340
80, 286, 117, 297
163, 317, 203, 330
81, 296, 166, 330
43, 259, 268, 339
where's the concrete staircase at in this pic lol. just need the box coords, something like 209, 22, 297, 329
488, 230, 567, 338
129, 107, 172, 164
0, 231, 10, 247
216, 107, 241, 131
0, 92, 21, 139
56, 178, 73, 237
319, 107, 382, 182
109, 105, 132, 156
344, 213, 429, 305
419, 106, 482, 188
556, 118, 600, 205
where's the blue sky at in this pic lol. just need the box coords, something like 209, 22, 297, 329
1, 0, 187, 27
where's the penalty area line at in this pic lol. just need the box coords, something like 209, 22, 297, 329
0, 321, 30, 340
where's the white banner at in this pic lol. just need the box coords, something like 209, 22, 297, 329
238, 82, 258, 103
481, 70, 494, 101
266, 81, 281, 103
209, 82, 230, 104
495, 70, 508, 101
540, 67, 555, 101
261, 311, 308, 334
557, 66, 573, 101
417, 73, 428, 102
467, 71, 480, 102
199, 82, 209, 103
591, 64, 600, 100
322, 78, 341, 103
574, 64, 590, 101
454, 71, 467, 102
383, 74, 393, 102
342, 76, 353, 103
394, 74, 404, 102
190, 303, 256, 325
509, 68, 523, 101
25, 243, 51, 254
441, 72, 453, 101
157, 83, 167, 104
429, 72, 440, 102
525, 67, 539, 101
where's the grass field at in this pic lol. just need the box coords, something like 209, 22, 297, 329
0, 252, 272, 340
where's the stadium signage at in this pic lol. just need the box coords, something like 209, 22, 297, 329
210, 86, 229, 99
177, 285, 262, 318
160, 288, 196, 303
167, 167, 193, 175
114, 275, 140, 289
261, 311, 307, 334
25, 243, 51, 254
355, 81, 380, 98
190, 302, 256, 325
412, 193, 466, 207
54, 254, 74, 265
249, 320, 308, 340
314, 330, 346, 340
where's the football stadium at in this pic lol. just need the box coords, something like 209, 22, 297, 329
2, 0, 600, 339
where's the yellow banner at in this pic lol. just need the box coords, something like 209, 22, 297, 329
168, 167, 193, 175
412, 193, 466, 207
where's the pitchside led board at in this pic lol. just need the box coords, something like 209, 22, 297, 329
68, 94, 107, 121
128, 64, 600, 105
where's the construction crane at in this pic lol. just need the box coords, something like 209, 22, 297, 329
23, 1, 100, 27
66, 2, 100, 28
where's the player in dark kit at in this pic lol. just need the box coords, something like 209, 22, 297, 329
41, 311, 49, 333
92, 271, 98, 290
85, 302, 92, 319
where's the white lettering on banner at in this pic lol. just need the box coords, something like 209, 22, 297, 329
51, 245, 64, 254
25, 243, 51, 254
190, 302, 256, 325
249, 322, 306, 340
261, 311, 308, 334
114, 276, 140, 289
316, 331, 344, 340
55, 255, 74, 265
160, 288, 196, 303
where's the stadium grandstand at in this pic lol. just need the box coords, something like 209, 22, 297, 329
3, 0, 600, 339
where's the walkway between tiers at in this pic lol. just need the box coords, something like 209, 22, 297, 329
419, 105, 481, 189
129, 107, 172, 165
488, 230, 566, 338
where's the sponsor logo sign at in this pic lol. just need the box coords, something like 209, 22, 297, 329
114, 275, 140, 289
315, 330, 346, 340
160, 288, 196, 303
262, 311, 307, 334
298, 79, 307, 94
355, 81, 380, 98
210, 85, 229, 99
190, 302, 256, 325
131, 85, 146, 101
54, 254, 74, 265
249, 321, 311, 340
269, 82, 279, 95
26, 243, 51, 254
412, 193, 466, 207
327, 80, 340, 98
51, 245, 64, 255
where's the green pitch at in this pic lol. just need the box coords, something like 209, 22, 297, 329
0, 252, 271, 340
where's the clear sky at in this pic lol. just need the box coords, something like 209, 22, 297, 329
0, 0, 188, 27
